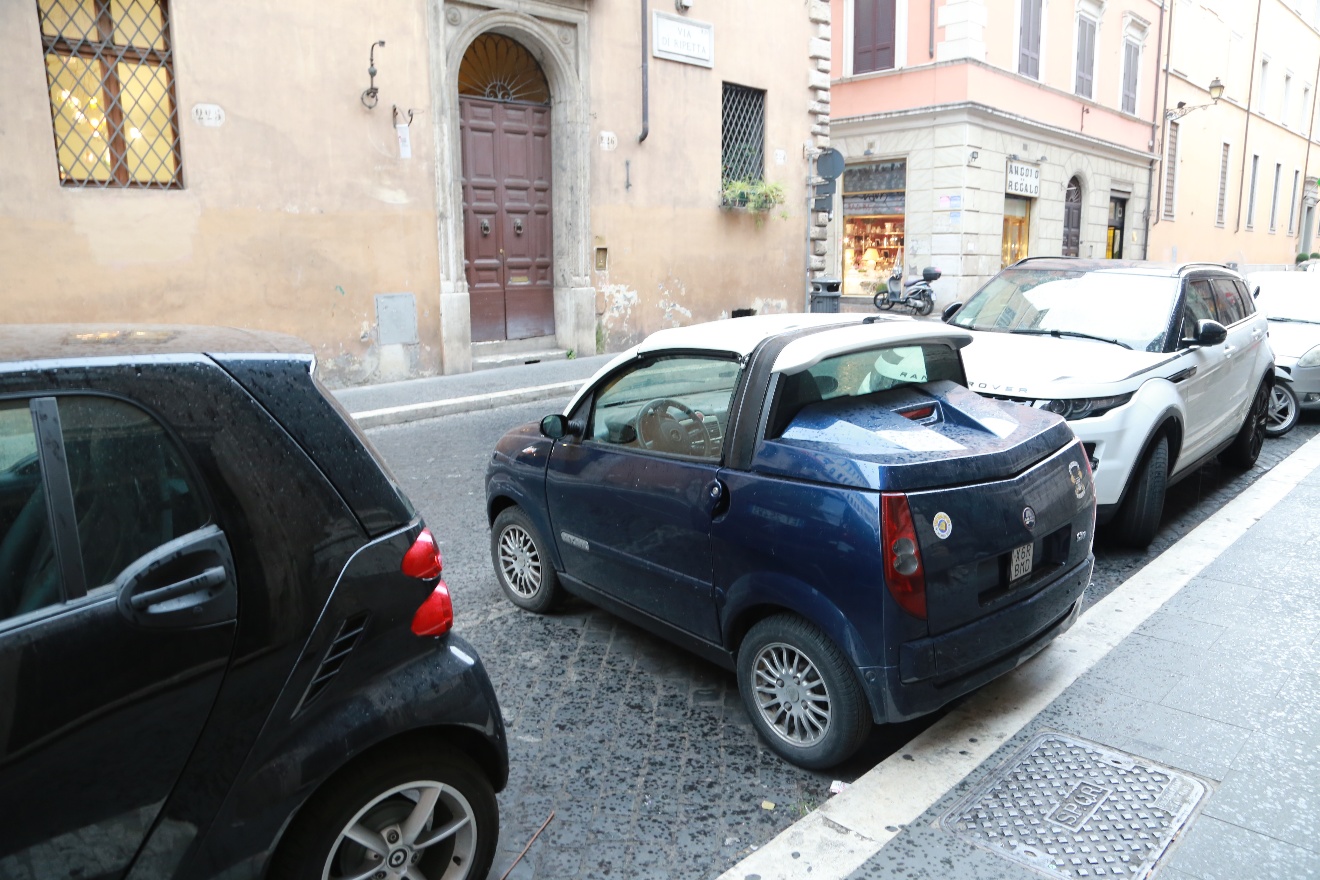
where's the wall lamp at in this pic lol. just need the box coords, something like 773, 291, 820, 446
361, 39, 386, 109
1166, 77, 1225, 120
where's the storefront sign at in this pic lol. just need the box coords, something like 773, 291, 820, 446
653, 12, 714, 68
1006, 161, 1041, 197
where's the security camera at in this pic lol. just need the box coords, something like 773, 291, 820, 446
675, 0, 692, 9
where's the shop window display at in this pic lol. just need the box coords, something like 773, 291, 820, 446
1002, 196, 1031, 267
842, 161, 906, 296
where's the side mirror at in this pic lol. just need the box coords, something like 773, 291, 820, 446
941, 302, 963, 323
539, 414, 571, 439
1181, 319, 1228, 348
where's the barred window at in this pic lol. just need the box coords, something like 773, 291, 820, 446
721, 83, 766, 184
37, 0, 182, 188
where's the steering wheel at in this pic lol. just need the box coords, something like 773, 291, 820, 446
636, 398, 714, 455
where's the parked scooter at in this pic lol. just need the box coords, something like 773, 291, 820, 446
1266, 364, 1301, 437
874, 265, 939, 316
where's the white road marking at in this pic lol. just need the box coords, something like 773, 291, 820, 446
720, 433, 1320, 880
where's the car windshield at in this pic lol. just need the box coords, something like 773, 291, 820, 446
951, 267, 1179, 352
1254, 278, 1320, 324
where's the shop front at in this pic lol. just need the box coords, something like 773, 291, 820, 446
841, 160, 906, 296
1002, 159, 1040, 267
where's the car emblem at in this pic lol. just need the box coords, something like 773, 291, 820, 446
1068, 460, 1086, 500
932, 512, 953, 540
1022, 506, 1036, 530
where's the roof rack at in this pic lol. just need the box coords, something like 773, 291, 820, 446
1175, 261, 1230, 273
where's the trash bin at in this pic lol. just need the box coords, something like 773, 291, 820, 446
810, 277, 842, 313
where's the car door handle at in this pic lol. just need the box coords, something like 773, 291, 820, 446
1223, 344, 1237, 356
128, 566, 227, 611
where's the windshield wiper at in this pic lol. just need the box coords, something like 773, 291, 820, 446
1007, 328, 1133, 349
1269, 316, 1320, 325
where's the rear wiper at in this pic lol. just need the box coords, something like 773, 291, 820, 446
1008, 328, 1133, 350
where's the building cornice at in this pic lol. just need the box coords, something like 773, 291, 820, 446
833, 101, 1157, 163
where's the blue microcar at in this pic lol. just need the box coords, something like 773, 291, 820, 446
485, 314, 1096, 768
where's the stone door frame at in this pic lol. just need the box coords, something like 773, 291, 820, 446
430, 0, 595, 373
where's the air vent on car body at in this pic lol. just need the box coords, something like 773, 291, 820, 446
294, 613, 369, 715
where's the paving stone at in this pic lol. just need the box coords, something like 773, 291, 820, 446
1135, 609, 1228, 649
1170, 815, 1320, 879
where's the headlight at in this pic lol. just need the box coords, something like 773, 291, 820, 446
1298, 346, 1320, 368
1038, 394, 1134, 420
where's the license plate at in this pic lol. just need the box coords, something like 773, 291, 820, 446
1009, 543, 1034, 583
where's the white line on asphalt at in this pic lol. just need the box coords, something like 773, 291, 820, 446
349, 380, 581, 428
720, 433, 1320, 880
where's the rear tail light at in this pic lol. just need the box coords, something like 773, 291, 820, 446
402, 528, 443, 580
411, 582, 454, 636
881, 492, 927, 619
403, 528, 452, 636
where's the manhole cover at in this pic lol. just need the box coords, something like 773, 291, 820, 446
939, 732, 1209, 879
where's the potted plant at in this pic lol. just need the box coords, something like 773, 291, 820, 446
720, 178, 786, 214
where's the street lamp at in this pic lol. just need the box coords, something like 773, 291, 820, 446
1166, 77, 1225, 120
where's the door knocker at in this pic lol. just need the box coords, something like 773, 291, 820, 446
480, 218, 491, 236
513, 218, 524, 236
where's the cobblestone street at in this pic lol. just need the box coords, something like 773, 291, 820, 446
367, 404, 1320, 880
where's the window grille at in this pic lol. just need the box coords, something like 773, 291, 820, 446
37, 0, 182, 188
721, 83, 766, 184
1162, 122, 1179, 219
1216, 143, 1230, 227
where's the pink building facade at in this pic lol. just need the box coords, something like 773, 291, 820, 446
828, 0, 1163, 308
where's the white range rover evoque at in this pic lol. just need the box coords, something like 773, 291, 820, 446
945, 258, 1274, 547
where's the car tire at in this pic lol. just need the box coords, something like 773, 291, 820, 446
1265, 382, 1300, 438
1112, 435, 1168, 549
491, 506, 561, 613
736, 614, 871, 770
268, 749, 498, 880
1220, 380, 1269, 469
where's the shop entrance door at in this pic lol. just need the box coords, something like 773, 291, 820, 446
1107, 197, 1126, 258
1063, 177, 1082, 257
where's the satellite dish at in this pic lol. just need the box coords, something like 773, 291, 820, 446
816, 148, 845, 180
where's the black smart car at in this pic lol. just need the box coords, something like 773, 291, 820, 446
0, 326, 507, 880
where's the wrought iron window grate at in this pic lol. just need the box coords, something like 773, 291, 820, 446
37, 0, 183, 188
721, 83, 766, 184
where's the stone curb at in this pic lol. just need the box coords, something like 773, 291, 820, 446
349, 380, 580, 428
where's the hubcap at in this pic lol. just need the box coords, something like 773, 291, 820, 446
498, 525, 541, 598
1268, 386, 1296, 430
323, 779, 478, 880
751, 642, 831, 747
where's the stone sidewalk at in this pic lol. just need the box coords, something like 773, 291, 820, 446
724, 434, 1320, 880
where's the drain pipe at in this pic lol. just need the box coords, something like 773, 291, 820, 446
639, 0, 649, 143
1143, 0, 1166, 257
1234, 0, 1264, 233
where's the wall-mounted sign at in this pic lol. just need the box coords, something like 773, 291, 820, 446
1006, 160, 1041, 197
190, 103, 226, 127
653, 11, 714, 68
599, 131, 618, 151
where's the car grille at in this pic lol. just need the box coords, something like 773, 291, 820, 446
294, 613, 369, 715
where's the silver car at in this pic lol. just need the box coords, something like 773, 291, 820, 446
1249, 271, 1320, 436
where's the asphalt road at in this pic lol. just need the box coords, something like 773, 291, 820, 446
366, 403, 1320, 880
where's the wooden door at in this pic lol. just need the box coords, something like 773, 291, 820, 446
1063, 177, 1082, 258
461, 96, 554, 342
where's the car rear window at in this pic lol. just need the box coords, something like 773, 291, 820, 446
769, 343, 964, 437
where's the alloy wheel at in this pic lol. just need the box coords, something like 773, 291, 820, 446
497, 524, 541, 598
1250, 384, 1268, 458
750, 642, 832, 746
323, 780, 478, 880
1267, 385, 1298, 435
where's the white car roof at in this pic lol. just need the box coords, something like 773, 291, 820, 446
564, 314, 972, 413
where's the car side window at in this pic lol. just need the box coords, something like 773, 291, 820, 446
0, 401, 59, 621
1181, 279, 1219, 340
589, 356, 740, 459
1211, 278, 1246, 325
1232, 279, 1256, 317
58, 397, 209, 591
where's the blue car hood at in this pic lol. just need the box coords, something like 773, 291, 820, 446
750, 381, 1075, 492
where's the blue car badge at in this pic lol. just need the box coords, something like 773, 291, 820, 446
1022, 506, 1036, 530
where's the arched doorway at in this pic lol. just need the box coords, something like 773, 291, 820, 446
1063, 177, 1082, 257
459, 34, 555, 342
